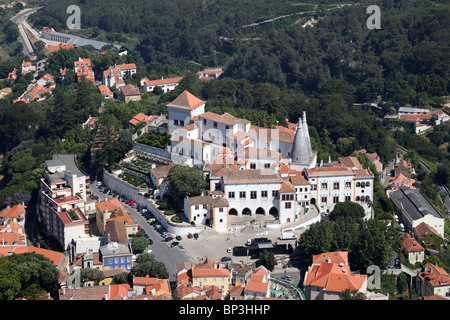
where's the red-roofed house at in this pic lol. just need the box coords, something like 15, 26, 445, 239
433, 109, 450, 125
21, 61, 35, 73
167, 90, 206, 134
129, 113, 158, 127
49, 42, 74, 53
97, 85, 113, 99
244, 266, 270, 300
142, 76, 182, 93
402, 233, 424, 264
191, 265, 230, 295
303, 259, 368, 300
387, 173, 415, 196
115, 63, 137, 79
0, 246, 65, 267
0, 204, 27, 225
103, 66, 124, 88
74, 58, 94, 83
416, 263, 450, 299
399, 114, 433, 122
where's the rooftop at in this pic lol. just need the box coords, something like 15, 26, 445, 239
166, 90, 205, 110
391, 187, 443, 221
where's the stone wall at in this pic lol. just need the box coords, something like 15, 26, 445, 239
102, 170, 201, 235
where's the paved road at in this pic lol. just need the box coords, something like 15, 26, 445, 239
89, 181, 193, 283
10, 7, 43, 57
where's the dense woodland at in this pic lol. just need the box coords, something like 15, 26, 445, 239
0, 0, 449, 213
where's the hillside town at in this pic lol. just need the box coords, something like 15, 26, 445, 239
0, 3, 449, 305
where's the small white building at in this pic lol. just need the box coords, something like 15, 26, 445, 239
142, 77, 182, 93
183, 196, 229, 232
167, 90, 205, 135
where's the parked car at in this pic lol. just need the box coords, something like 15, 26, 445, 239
193, 233, 199, 239
175, 235, 182, 241
187, 233, 193, 239
165, 236, 173, 242
220, 256, 232, 262
170, 241, 179, 248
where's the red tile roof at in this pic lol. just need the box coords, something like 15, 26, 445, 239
304, 262, 367, 293
0, 204, 27, 220
399, 114, 433, 121
0, 246, 64, 266
167, 90, 205, 110
402, 233, 424, 252
417, 263, 450, 288
144, 77, 182, 86
313, 251, 348, 265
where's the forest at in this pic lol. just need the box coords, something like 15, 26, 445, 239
0, 0, 448, 212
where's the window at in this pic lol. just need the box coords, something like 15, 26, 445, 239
239, 191, 246, 199
219, 208, 224, 212
345, 196, 351, 201
272, 190, 279, 198
261, 191, 268, 198
250, 191, 257, 199
333, 196, 339, 204
333, 182, 340, 190
195, 205, 199, 210
203, 119, 207, 125
228, 192, 235, 199
321, 183, 328, 189
282, 194, 286, 201
312, 184, 317, 191
180, 120, 184, 127
345, 181, 351, 188
285, 202, 291, 209
356, 182, 361, 187
250, 163, 256, 169
174, 120, 179, 126
264, 163, 270, 169
214, 121, 218, 128
321, 196, 327, 203
203, 204, 207, 209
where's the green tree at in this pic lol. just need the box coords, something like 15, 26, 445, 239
80, 268, 105, 285
131, 232, 150, 254
111, 272, 130, 285
329, 201, 365, 222
166, 164, 205, 205
256, 250, 277, 271
0, 258, 21, 300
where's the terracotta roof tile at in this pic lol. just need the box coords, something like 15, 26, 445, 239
167, 90, 205, 110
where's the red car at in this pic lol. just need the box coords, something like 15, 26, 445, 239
165, 236, 173, 242
129, 201, 135, 205
187, 233, 193, 239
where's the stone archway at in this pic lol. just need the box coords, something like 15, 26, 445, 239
229, 208, 238, 215
269, 207, 278, 218
256, 207, 265, 215
242, 207, 252, 215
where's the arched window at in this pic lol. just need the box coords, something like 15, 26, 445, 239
356, 182, 361, 187
361, 182, 365, 188
365, 196, 370, 202
356, 196, 360, 201
366, 182, 370, 187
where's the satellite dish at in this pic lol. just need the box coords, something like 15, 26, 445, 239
49, 167, 56, 174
